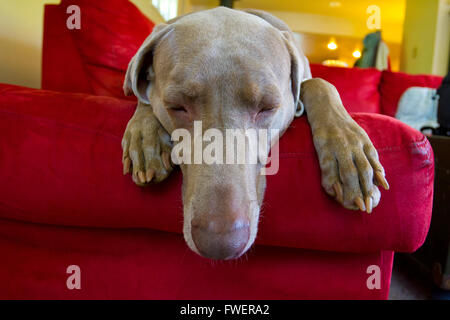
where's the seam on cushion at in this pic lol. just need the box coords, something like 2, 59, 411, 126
0, 212, 390, 254
375, 136, 428, 153
0, 202, 180, 237
86, 59, 126, 74
0, 201, 47, 230
86, 61, 128, 74
416, 141, 433, 251
0, 214, 158, 253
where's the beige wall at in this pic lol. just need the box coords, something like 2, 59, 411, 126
401, 0, 449, 75
178, 0, 193, 16
251, 10, 404, 44
0, 0, 164, 89
432, 0, 450, 75
130, 0, 165, 24
0, 0, 61, 89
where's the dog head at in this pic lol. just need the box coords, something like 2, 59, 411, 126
124, 7, 308, 259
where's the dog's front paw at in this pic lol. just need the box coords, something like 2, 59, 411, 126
122, 106, 173, 186
313, 120, 389, 213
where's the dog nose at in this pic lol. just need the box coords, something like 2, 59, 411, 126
191, 215, 250, 260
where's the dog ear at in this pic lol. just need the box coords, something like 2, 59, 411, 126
242, 9, 309, 116
123, 24, 173, 105
280, 31, 306, 117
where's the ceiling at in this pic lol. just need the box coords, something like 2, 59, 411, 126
190, 0, 406, 25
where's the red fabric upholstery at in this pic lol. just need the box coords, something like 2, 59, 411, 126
310, 64, 382, 114
0, 218, 393, 299
0, 84, 433, 254
42, 0, 153, 99
380, 70, 443, 117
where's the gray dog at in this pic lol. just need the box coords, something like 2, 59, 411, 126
121, 7, 389, 260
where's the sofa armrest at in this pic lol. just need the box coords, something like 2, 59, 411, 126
0, 84, 433, 253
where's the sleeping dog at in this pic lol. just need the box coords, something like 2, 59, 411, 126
121, 7, 389, 260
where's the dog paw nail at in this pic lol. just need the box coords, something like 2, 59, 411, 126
332, 182, 343, 203
138, 171, 146, 184
123, 158, 131, 175
354, 197, 366, 212
375, 171, 389, 190
146, 169, 155, 182
365, 197, 373, 214
162, 152, 171, 170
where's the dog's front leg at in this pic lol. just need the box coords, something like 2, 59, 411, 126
122, 102, 173, 185
301, 78, 389, 213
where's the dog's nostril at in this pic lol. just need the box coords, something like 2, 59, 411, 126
191, 217, 250, 260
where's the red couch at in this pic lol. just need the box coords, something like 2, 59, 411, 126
0, 0, 442, 299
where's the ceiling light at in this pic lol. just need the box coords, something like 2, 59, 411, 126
327, 40, 338, 50
329, 1, 342, 8
352, 50, 362, 58
323, 60, 348, 68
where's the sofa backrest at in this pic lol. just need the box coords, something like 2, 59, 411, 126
42, 1, 384, 114
42, 0, 443, 116
379, 70, 443, 117
310, 64, 382, 114
42, 0, 154, 100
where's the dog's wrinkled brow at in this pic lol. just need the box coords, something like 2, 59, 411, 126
163, 82, 205, 103
241, 82, 282, 108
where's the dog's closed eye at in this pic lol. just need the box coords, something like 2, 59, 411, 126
255, 104, 279, 122
168, 105, 188, 113
258, 106, 278, 114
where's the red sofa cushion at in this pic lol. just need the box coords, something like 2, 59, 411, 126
380, 70, 443, 117
310, 64, 382, 114
42, 0, 154, 99
0, 218, 393, 299
0, 84, 433, 253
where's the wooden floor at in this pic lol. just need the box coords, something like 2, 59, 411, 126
387, 254, 449, 300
